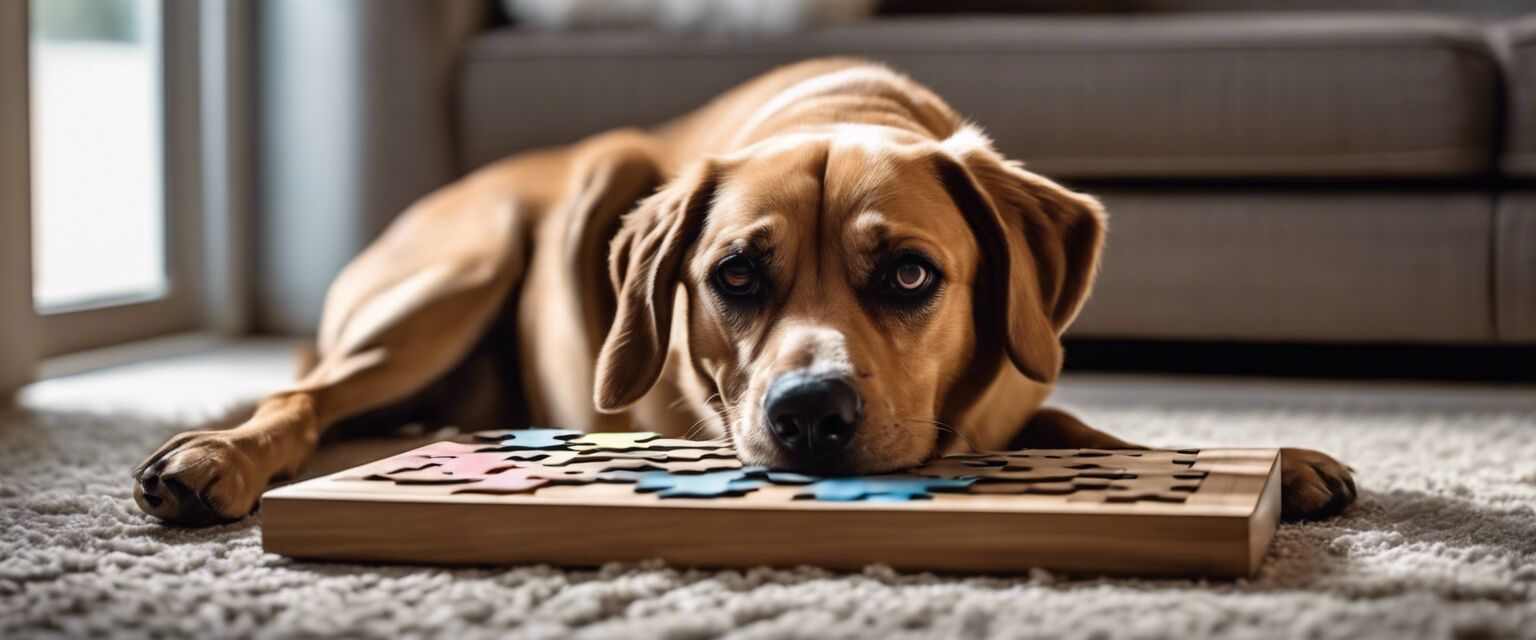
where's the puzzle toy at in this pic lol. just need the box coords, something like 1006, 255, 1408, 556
263, 431, 1282, 577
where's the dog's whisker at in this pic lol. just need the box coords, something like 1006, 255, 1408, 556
682, 394, 728, 441
682, 414, 714, 441
669, 391, 718, 412
913, 418, 981, 453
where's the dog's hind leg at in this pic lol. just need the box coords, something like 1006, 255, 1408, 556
133, 180, 531, 526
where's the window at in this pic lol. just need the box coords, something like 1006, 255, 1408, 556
20, 0, 227, 357
30, 0, 166, 310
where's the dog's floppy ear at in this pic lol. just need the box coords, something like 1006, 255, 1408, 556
593, 161, 718, 412
938, 127, 1106, 384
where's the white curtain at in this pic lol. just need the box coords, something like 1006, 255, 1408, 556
0, 1, 38, 393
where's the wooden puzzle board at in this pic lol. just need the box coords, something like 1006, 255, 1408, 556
262, 430, 1281, 578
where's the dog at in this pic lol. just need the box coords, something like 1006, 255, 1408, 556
134, 58, 1356, 526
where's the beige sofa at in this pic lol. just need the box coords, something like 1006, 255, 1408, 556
254, 0, 1536, 346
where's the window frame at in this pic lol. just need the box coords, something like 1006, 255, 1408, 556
20, 0, 251, 359
30, 0, 205, 356
1, 1, 37, 390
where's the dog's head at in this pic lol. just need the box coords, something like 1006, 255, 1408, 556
593, 126, 1105, 473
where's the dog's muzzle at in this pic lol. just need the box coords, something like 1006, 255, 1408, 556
762, 370, 862, 466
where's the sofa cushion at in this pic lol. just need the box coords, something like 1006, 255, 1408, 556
1068, 190, 1496, 344
1496, 193, 1536, 342
459, 14, 1499, 179
1499, 14, 1536, 178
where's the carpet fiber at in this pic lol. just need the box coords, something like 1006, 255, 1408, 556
3, 343, 1534, 639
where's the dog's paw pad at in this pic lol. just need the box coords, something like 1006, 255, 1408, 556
133, 432, 260, 527
1279, 448, 1357, 521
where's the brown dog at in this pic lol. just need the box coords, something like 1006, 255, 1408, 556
134, 58, 1356, 526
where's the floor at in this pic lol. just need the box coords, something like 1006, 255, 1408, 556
2, 342, 1534, 639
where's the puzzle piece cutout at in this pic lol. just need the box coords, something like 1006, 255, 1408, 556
1101, 473, 1205, 503
996, 449, 1199, 468
793, 475, 976, 501
570, 433, 732, 452
337, 456, 442, 481
635, 469, 763, 498
471, 428, 583, 450
444, 457, 677, 494
910, 449, 1208, 503
912, 458, 1129, 483
968, 478, 1115, 495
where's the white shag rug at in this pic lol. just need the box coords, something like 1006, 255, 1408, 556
2, 342, 1534, 639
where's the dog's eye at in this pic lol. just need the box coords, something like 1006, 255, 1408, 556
886, 256, 936, 296
713, 254, 759, 296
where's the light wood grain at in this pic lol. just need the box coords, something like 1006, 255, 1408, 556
262, 448, 1282, 578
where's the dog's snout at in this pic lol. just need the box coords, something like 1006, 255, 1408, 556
763, 371, 862, 456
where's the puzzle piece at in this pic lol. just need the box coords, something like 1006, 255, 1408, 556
380, 451, 679, 485
593, 469, 650, 483
741, 467, 820, 485
496, 450, 585, 465
481, 450, 670, 468
540, 459, 669, 475
338, 441, 496, 480
653, 457, 744, 474
563, 450, 675, 464
450, 469, 554, 495
570, 433, 734, 452
794, 475, 976, 502
567, 432, 658, 451
336, 456, 442, 480
448, 460, 668, 494
909, 458, 1004, 478
656, 447, 737, 461
383, 453, 528, 484
471, 428, 583, 450
634, 469, 763, 498
635, 438, 734, 451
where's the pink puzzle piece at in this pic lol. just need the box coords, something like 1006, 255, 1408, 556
384, 453, 526, 483
450, 469, 552, 495
337, 441, 490, 480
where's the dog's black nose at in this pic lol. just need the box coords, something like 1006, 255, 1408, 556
764, 371, 862, 455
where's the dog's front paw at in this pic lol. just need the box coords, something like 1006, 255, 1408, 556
133, 431, 264, 527
1279, 448, 1356, 521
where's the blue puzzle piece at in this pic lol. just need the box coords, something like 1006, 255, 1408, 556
740, 466, 821, 485
472, 428, 583, 450
634, 470, 763, 498
794, 475, 976, 501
